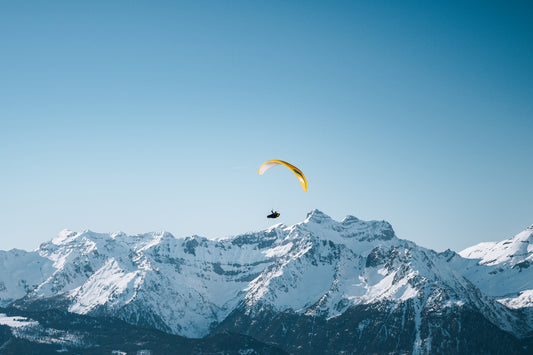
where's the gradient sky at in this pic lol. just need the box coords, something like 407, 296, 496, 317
1, 0, 532, 252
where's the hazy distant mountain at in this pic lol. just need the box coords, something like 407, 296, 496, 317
1, 210, 532, 354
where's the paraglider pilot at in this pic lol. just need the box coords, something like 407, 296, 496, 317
267, 210, 280, 219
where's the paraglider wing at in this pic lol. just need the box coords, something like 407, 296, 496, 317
258, 160, 308, 192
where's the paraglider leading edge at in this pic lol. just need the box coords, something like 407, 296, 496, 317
258, 159, 308, 192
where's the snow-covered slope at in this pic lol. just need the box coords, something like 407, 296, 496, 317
1, 210, 532, 346
0, 249, 54, 306
455, 225, 533, 309
239, 211, 528, 341
25, 229, 275, 337
247, 212, 475, 314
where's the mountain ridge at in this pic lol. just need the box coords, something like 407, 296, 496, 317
1, 209, 532, 353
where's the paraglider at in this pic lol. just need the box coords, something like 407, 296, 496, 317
259, 160, 308, 219
267, 210, 280, 219
258, 160, 308, 192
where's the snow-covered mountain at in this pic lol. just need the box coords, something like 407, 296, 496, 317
1, 210, 532, 354
456, 224, 533, 309
0, 249, 54, 308
442, 223, 533, 337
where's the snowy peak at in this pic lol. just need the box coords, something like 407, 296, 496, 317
243, 213, 482, 320
51, 229, 78, 245
44, 229, 175, 254
300, 210, 396, 243
459, 225, 533, 266
341, 215, 360, 225
304, 209, 333, 224
454, 224, 533, 312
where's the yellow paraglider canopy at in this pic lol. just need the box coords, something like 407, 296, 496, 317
258, 160, 308, 192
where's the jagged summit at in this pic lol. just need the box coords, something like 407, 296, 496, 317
51, 229, 77, 245
304, 209, 332, 223
303, 210, 363, 225
46, 211, 394, 247
44, 211, 396, 249
298, 210, 397, 243
341, 215, 360, 225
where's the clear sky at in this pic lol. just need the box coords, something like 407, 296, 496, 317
1, 0, 532, 252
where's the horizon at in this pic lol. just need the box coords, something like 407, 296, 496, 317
5, 208, 531, 254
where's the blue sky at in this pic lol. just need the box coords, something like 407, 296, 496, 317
1, 0, 532, 252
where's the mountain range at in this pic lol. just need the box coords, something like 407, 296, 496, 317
1, 210, 532, 354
